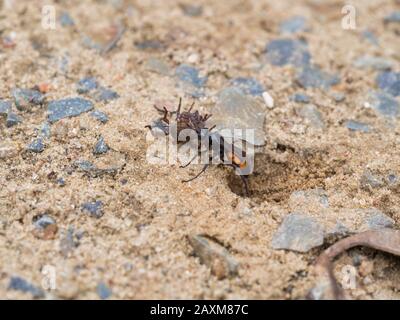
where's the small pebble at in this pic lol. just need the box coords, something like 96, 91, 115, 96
262, 91, 274, 108
366, 90, 399, 118
345, 120, 370, 133
0, 100, 11, 115
331, 92, 345, 102
265, 38, 311, 67
32, 214, 57, 240
56, 177, 66, 187
180, 4, 203, 17
81, 201, 104, 218
48, 97, 94, 123
59, 11, 75, 27
93, 136, 110, 155
6, 112, 21, 127
27, 138, 44, 153
134, 39, 164, 50
175, 64, 207, 88
91, 87, 119, 102
271, 213, 325, 252
60, 226, 80, 257
97, 282, 112, 300
90, 110, 109, 123
361, 30, 379, 46
76, 77, 98, 94
291, 93, 310, 103
353, 55, 393, 71
145, 57, 170, 76
8, 277, 44, 298
39, 122, 51, 139
376, 71, 400, 97
360, 169, 385, 190
296, 65, 340, 90
230, 77, 264, 96
279, 16, 307, 34
12, 88, 44, 111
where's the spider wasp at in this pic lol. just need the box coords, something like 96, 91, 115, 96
146, 98, 253, 196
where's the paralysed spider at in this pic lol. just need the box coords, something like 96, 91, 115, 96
146, 98, 253, 196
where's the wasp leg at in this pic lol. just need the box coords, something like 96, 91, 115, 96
182, 164, 209, 183
176, 97, 182, 119
188, 101, 195, 112
179, 154, 198, 168
240, 175, 250, 197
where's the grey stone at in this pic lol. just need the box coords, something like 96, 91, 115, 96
134, 40, 164, 50
76, 77, 98, 94
366, 90, 399, 118
271, 213, 325, 252
345, 120, 370, 133
296, 104, 325, 129
208, 86, 266, 146
90, 110, 109, 123
353, 55, 393, 71
48, 97, 93, 123
27, 138, 44, 153
8, 276, 44, 298
33, 214, 56, 230
279, 16, 307, 34
175, 64, 207, 88
291, 93, 310, 103
296, 65, 340, 90
181, 4, 203, 17
0, 100, 11, 115
376, 72, 400, 97
12, 88, 44, 111
265, 39, 311, 67
360, 169, 384, 190
93, 136, 109, 155
97, 282, 112, 300
365, 210, 395, 230
56, 177, 66, 187
74, 153, 126, 177
361, 30, 379, 46
81, 201, 104, 218
145, 57, 170, 76
91, 87, 119, 102
230, 77, 264, 96
384, 11, 400, 24
188, 235, 239, 279
6, 112, 21, 127
39, 122, 51, 139
59, 11, 75, 27
289, 188, 329, 209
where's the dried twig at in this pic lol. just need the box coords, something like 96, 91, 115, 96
314, 229, 400, 299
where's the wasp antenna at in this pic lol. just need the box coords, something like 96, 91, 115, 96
188, 101, 195, 112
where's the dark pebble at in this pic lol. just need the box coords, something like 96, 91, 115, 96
12, 88, 44, 111
296, 65, 340, 90
0, 100, 11, 115
90, 110, 109, 123
8, 276, 44, 298
265, 39, 311, 67
91, 87, 119, 102
76, 77, 98, 94
27, 138, 44, 153
33, 214, 56, 230
93, 136, 109, 155
81, 201, 104, 218
6, 112, 21, 127
376, 71, 400, 97
97, 282, 112, 300
48, 97, 93, 123
56, 177, 66, 186
230, 77, 264, 96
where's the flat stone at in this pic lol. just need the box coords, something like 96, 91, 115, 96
74, 152, 126, 177
6, 112, 21, 127
76, 77, 98, 94
230, 77, 264, 96
296, 65, 340, 90
289, 188, 329, 211
90, 87, 119, 102
27, 138, 44, 153
93, 136, 109, 155
279, 16, 308, 34
265, 39, 311, 67
271, 213, 325, 252
97, 282, 112, 300
12, 88, 44, 111
8, 276, 44, 298
145, 57, 170, 76
180, 4, 203, 17
353, 55, 393, 71
188, 235, 239, 279
291, 93, 310, 103
360, 169, 385, 190
366, 90, 399, 118
296, 104, 325, 129
48, 97, 94, 123
345, 120, 370, 133
90, 110, 109, 123
384, 11, 400, 24
364, 209, 395, 230
32, 214, 57, 240
208, 87, 266, 146
175, 64, 207, 88
376, 72, 400, 97
81, 200, 104, 218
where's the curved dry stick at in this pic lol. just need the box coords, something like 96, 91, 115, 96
315, 229, 400, 299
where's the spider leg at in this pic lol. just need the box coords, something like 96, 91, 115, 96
179, 153, 198, 168
188, 101, 195, 112
240, 175, 250, 197
176, 97, 182, 119
182, 164, 209, 183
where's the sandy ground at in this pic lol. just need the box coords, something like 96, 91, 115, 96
1, 0, 400, 299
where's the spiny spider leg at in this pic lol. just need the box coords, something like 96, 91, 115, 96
182, 164, 209, 183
